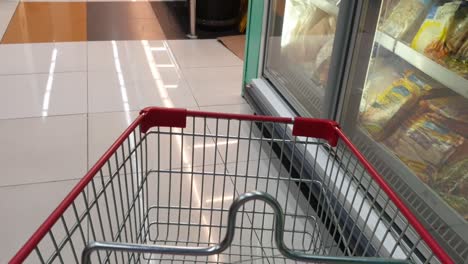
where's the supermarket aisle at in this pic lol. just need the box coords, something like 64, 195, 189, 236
0, 38, 247, 261
0, 0, 256, 260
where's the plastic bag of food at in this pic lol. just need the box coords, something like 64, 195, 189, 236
421, 2, 463, 62
380, 0, 429, 39
403, 70, 434, 93
360, 58, 401, 113
282, 1, 331, 64
411, 3, 452, 53
434, 143, 468, 197
400, 157, 437, 184
360, 78, 423, 139
445, 2, 468, 77
445, 56, 468, 77
446, 2, 468, 59
420, 96, 468, 137
315, 37, 334, 85
385, 112, 465, 167
379, 0, 400, 25
283, 14, 336, 76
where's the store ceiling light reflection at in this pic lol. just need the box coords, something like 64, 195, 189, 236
205, 196, 233, 204
194, 140, 239, 149
111, 41, 132, 125
141, 40, 219, 262
41, 48, 58, 117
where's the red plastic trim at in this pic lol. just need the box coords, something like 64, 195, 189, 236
140, 107, 187, 133
10, 115, 145, 264
334, 128, 454, 264
292, 117, 340, 147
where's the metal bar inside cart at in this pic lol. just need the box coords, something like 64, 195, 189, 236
81, 191, 406, 264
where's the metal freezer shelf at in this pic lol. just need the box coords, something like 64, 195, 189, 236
375, 31, 468, 99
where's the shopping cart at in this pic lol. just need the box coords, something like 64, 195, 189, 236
10, 107, 453, 264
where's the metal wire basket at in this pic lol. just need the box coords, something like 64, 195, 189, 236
11, 107, 453, 264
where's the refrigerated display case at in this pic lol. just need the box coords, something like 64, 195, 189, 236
243, 0, 467, 263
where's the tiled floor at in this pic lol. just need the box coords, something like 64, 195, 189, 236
0, 38, 248, 262
0, 1, 308, 263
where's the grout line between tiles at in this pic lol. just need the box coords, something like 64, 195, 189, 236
0, 113, 88, 121
0, 70, 87, 77
0, 177, 82, 189
86, 40, 90, 171
162, 40, 203, 108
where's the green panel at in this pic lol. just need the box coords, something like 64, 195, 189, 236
242, 0, 265, 94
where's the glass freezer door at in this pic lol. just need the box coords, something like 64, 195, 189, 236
340, 0, 468, 262
263, 0, 341, 118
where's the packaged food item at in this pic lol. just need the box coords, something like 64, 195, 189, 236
315, 37, 334, 85
412, 2, 461, 53
379, 0, 400, 24
445, 56, 468, 77
385, 112, 465, 167
414, 2, 468, 77
433, 142, 468, 220
434, 143, 468, 197
283, 13, 336, 74
445, 2, 468, 59
360, 78, 423, 139
400, 157, 437, 184
360, 58, 401, 113
380, 0, 429, 39
303, 16, 336, 63
403, 70, 434, 93
420, 96, 468, 137
289, 1, 327, 39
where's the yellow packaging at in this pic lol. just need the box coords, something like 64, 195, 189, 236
411, 20, 447, 53
360, 78, 421, 139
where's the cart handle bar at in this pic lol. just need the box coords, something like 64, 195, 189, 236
140, 107, 341, 146
10, 107, 453, 264
82, 191, 407, 264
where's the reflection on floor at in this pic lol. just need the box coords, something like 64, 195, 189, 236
0, 37, 246, 263
1, 1, 242, 43
0, 0, 249, 261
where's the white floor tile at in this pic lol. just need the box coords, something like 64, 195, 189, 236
88, 111, 140, 168
87, 68, 198, 113
199, 104, 273, 165
0, 115, 87, 186
0, 72, 87, 119
168, 39, 243, 68
183, 66, 244, 106
0, 180, 78, 263
88, 111, 224, 173
87, 40, 173, 74
0, 42, 87, 75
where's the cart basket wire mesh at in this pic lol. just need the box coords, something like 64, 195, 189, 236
10, 107, 453, 264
